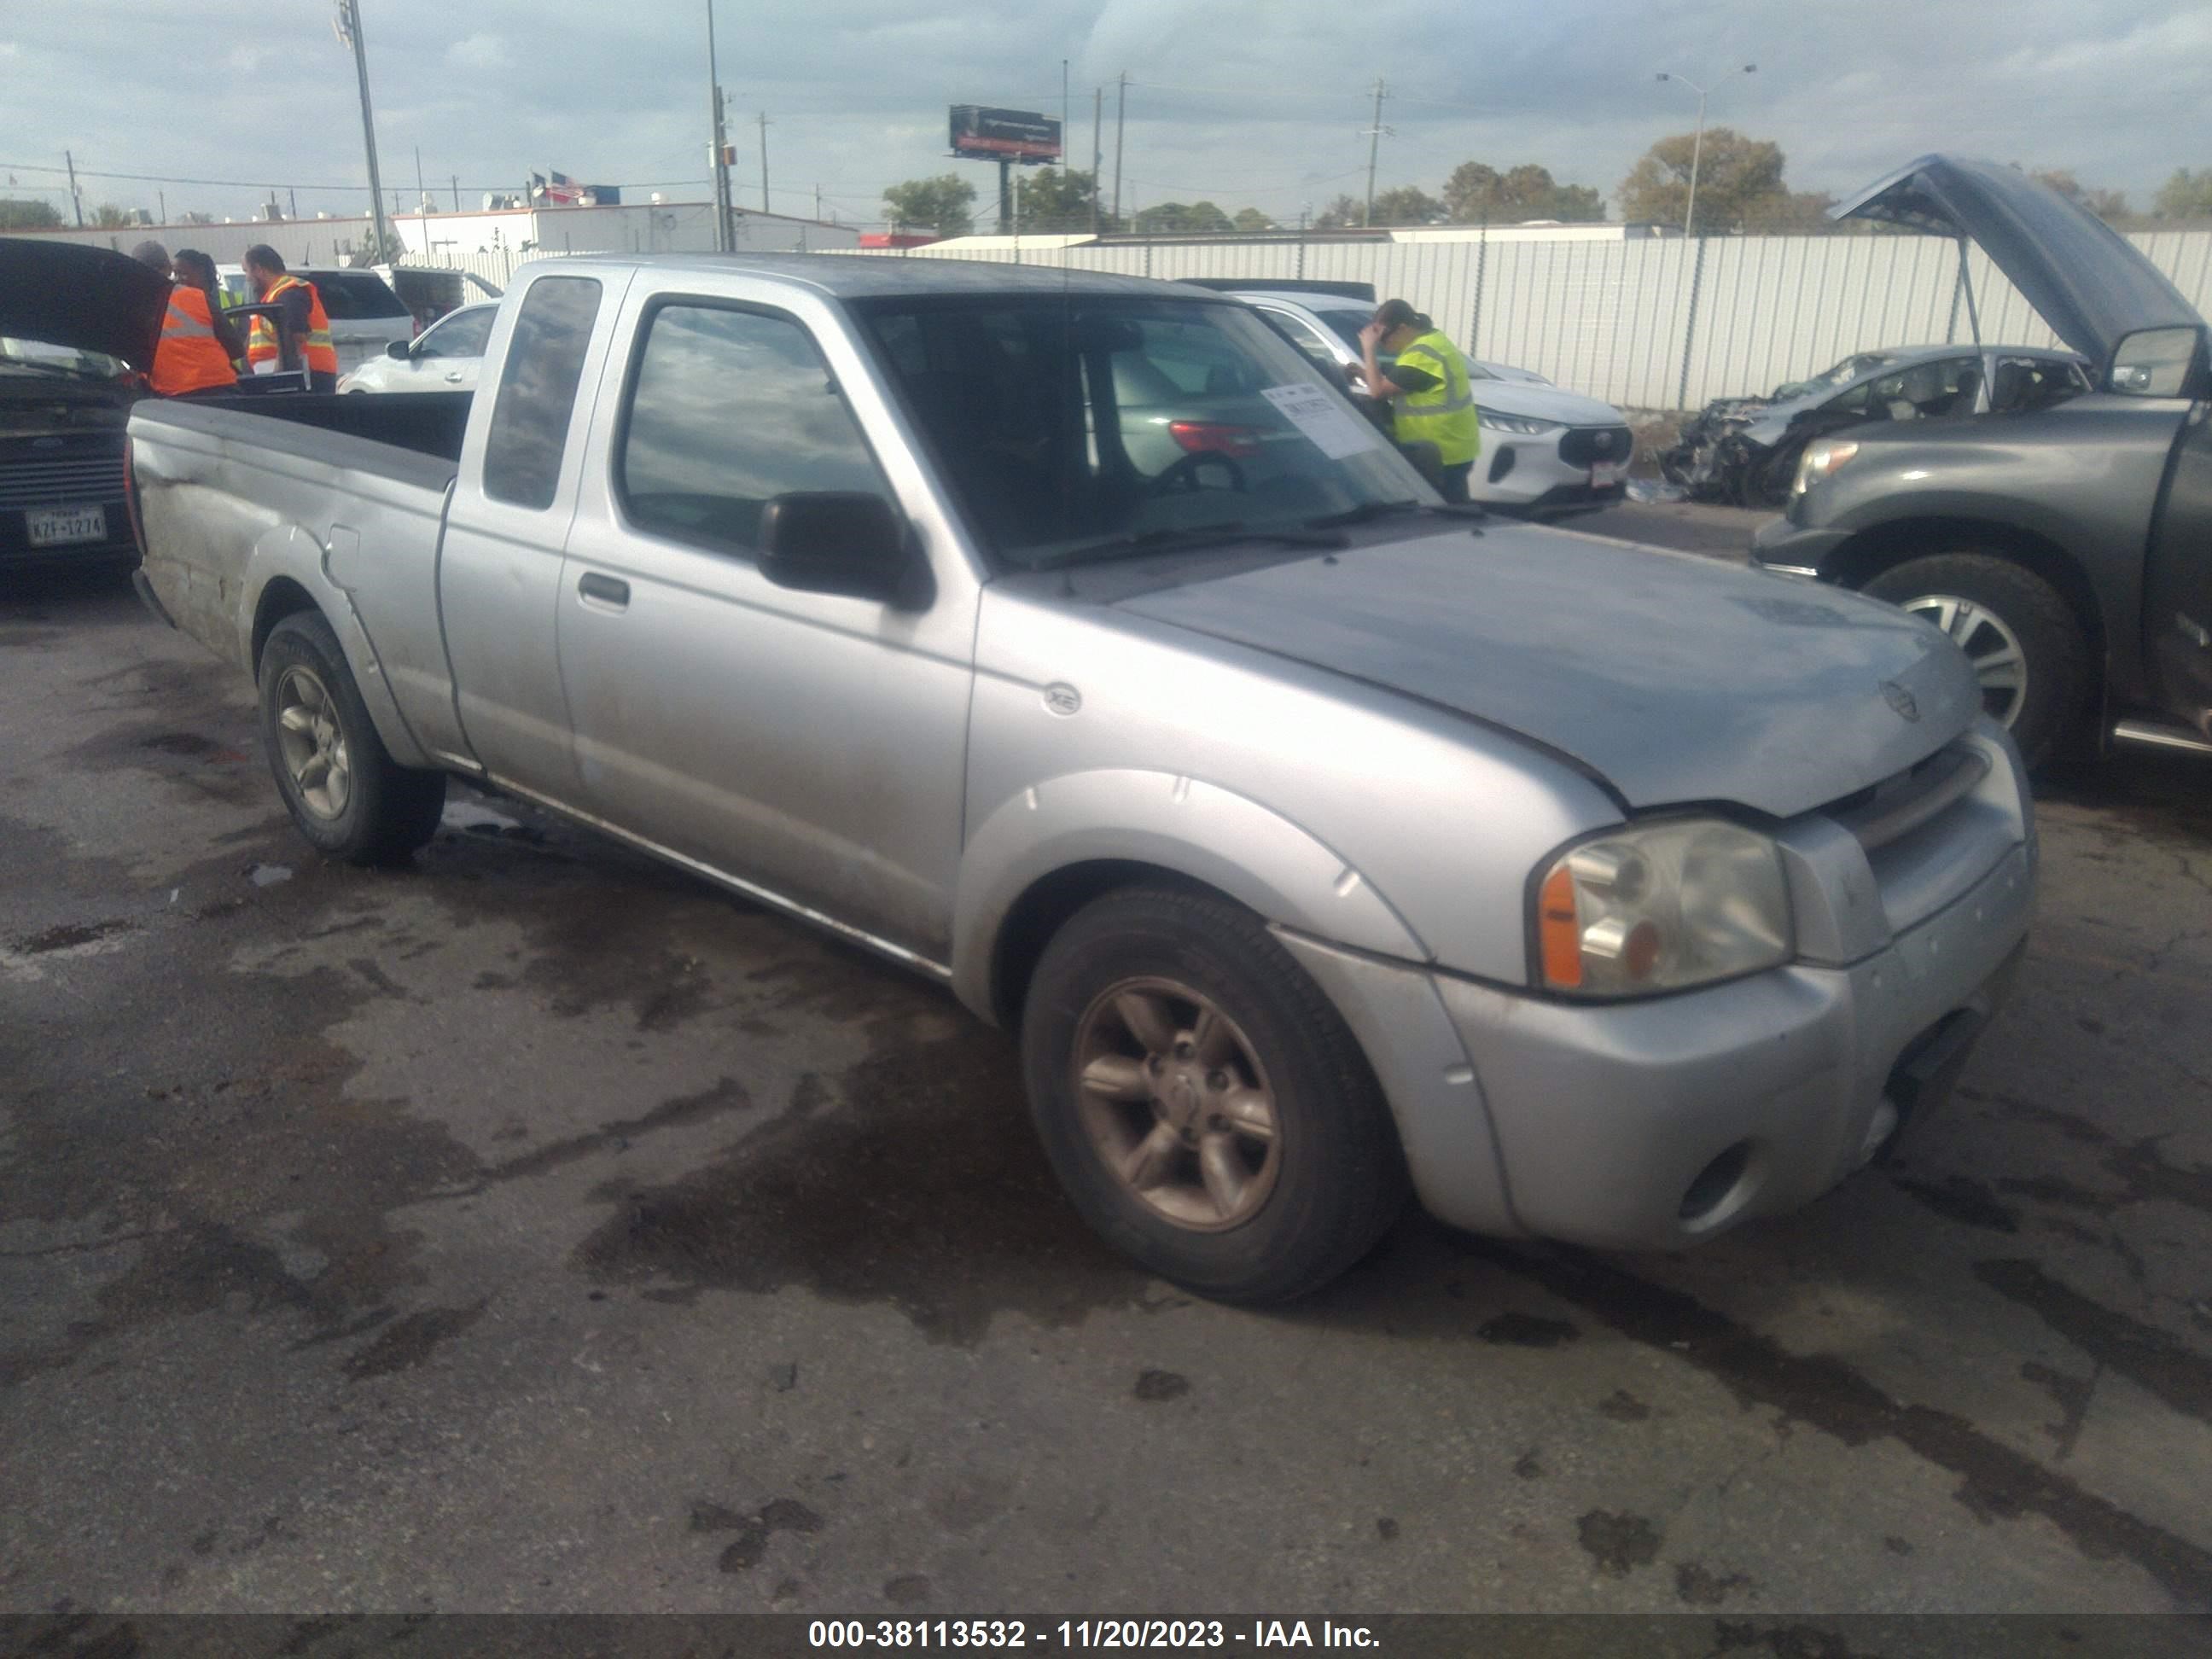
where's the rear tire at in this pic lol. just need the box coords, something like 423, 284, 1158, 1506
1020, 884, 1409, 1304
258, 610, 445, 864
1863, 553, 2089, 769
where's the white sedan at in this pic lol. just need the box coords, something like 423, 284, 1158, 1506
1229, 288, 1633, 515
335, 303, 496, 395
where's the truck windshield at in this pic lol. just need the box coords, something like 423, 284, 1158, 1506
0, 337, 127, 381
852, 295, 1429, 568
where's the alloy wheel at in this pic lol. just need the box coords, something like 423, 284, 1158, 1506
272, 665, 352, 820
1901, 592, 2029, 727
1072, 977, 1281, 1231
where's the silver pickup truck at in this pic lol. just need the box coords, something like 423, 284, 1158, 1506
129, 254, 2036, 1301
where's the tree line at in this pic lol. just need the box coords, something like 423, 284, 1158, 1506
9, 145, 2208, 243
882, 141, 2212, 239
1, 198, 221, 230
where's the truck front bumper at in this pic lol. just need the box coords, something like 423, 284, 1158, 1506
1279, 841, 2032, 1249
1749, 514, 1851, 576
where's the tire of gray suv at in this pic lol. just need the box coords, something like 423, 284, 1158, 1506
1864, 553, 2088, 768
258, 610, 446, 864
1020, 883, 1409, 1303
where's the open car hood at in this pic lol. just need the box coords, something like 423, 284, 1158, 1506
1831, 155, 2201, 369
0, 237, 169, 370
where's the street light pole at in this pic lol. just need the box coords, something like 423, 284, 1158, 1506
334, 0, 392, 259
1654, 64, 1754, 237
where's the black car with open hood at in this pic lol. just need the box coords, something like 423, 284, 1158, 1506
1753, 155, 2212, 771
0, 238, 170, 569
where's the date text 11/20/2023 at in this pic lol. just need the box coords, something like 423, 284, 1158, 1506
806, 1621, 1382, 1649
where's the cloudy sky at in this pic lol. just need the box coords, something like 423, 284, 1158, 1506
4, 0, 2207, 229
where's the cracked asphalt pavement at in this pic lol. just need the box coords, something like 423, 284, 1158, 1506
4, 564, 2211, 1622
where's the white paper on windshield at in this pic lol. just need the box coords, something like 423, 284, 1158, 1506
1260, 381, 1380, 461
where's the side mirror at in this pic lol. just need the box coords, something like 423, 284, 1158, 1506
387, 340, 410, 361
2107, 326, 2205, 399
757, 492, 924, 608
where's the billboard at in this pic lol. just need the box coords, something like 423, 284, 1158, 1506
950, 106, 1062, 163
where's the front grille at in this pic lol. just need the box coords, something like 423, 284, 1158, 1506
1557, 425, 1632, 467
1828, 742, 1989, 853
0, 454, 127, 510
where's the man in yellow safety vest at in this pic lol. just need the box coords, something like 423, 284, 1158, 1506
1358, 298, 1481, 502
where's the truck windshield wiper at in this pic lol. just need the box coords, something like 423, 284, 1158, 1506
1304, 498, 1487, 528
1022, 521, 1349, 573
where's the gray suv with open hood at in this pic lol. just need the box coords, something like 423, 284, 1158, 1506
1754, 154, 2212, 770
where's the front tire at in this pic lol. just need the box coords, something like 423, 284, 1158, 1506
258, 610, 445, 864
1021, 884, 1408, 1304
1862, 553, 2089, 767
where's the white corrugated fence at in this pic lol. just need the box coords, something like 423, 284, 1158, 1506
811, 228, 2212, 410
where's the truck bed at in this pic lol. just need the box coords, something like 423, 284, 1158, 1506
130, 391, 465, 753
163, 390, 472, 481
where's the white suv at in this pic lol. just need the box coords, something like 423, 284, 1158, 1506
1231, 288, 1633, 515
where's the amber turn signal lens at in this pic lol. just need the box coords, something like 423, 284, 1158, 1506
1538, 863, 1583, 988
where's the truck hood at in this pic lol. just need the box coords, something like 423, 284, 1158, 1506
0, 238, 168, 370
1831, 154, 2202, 368
1113, 527, 1978, 819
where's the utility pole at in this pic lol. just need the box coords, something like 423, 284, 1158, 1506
1362, 78, 1390, 227
758, 111, 771, 212
334, 0, 392, 259
814, 183, 822, 220
1091, 85, 1103, 234
705, 0, 733, 251
64, 149, 83, 226
290, 186, 299, 218
158, 189, 166, 224
1112, 73, 1127, 227
415, 145, 425, 214
1061, 58, 1070, 176
451, 175, 460, 212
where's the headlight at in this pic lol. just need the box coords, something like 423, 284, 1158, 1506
1533, 818, 1793, 997
1481, 411, 1561, 435
1791, 439, 1860, 496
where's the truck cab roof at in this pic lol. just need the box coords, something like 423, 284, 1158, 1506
534, 251, 1232, 303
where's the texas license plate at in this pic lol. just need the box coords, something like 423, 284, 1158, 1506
26, 504, 108, 547
1590, 460, 1624, 490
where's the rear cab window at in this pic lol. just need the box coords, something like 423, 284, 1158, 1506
482, 276, 604, 509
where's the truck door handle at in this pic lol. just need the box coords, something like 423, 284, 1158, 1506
443, 370, 464, 382
577, 571, 630, 609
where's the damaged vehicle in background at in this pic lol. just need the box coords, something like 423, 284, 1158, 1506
1662, 342, 2092, 506
1754, 154, 2212, 771
0, 239, 166, 572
